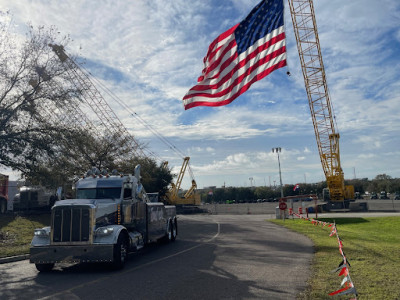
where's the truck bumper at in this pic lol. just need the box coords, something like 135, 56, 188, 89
30, 244, 114, 264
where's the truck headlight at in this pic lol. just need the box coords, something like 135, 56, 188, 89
34, 228, 49, 237
95, 227, 114, 237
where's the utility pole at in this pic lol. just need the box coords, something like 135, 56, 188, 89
249, 177, 253, 187
272, 147, 284, 198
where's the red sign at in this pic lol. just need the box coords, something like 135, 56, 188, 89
279, 202, 287, 210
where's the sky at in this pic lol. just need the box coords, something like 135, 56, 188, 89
1, 0, 399, 190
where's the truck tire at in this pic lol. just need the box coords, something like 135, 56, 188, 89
0, 198, 6, 214
112, 234, 128, 270
171, 220, 177, 242
165, 221, 173, 243
35, 263, 54, 272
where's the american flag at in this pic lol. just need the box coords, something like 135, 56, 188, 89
183, 0, 287, 110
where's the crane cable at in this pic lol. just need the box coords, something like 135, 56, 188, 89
78, 63, 196, 180
67, 58, 157, 159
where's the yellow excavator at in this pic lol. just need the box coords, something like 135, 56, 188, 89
163, 157, 201, 206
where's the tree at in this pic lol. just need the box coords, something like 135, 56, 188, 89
0, 20, 83, 175
374, 174, 392, 181
254, 186, 276, 200
372, 174, 392, 193
117, 157, 173, 196
0, 17, 173, 197
24, 129, 130, 185
26, 127, 173, 196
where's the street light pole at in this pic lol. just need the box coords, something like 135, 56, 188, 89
272, 147, 284, 198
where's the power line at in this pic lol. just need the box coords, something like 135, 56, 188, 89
80, 65, 196, 180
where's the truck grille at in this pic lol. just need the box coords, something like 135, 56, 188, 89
52, 207, 91, 243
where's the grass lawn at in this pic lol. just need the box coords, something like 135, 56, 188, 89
270, 216, 400, 300
0, 214, 51, 257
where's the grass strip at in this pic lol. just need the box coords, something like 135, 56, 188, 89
270, 217, 400, 300
0, 214, 51, 257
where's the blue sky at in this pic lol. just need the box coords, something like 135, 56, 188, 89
1, 0, 399, 190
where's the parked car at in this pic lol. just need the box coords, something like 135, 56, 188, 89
355, 192, 363, 199
379, 191, 389, 200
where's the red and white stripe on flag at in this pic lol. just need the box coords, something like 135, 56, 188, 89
183, 0, 287, 110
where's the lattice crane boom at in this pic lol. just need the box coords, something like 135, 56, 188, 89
287, 0, 353, 201
49, 44, 146, 158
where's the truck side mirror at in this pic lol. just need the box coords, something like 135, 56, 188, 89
134, 165, 141, 183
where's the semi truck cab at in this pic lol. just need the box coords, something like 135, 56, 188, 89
30, 165, 177, 272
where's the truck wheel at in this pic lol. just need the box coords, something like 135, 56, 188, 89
112, 234, 128, 270
171, 220, 177, 242
165, 221, 173, 242
0, 199, 6, 214
35, 263, 54, 272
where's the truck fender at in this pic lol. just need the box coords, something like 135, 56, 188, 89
111, 226, 129, 245
93, 225, 129, 246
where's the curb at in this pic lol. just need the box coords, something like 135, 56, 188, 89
0, 254, 29, 264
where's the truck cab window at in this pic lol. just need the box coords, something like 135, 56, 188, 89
77, 189, 96, 199
76, 188, 121, 199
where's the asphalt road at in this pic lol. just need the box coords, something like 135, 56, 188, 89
0, 215, 313, 300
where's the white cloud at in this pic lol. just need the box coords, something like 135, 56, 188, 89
358, 153, 376, 159
1, 0, 399, 187
353, 136, 382, 150
188, 146, 215, 153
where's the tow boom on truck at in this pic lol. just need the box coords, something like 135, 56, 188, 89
30, 165, 177, 272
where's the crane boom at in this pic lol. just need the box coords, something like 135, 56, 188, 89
172, 156, 190, 199
163, 157, 200, 206
29, 77, 99, 135
50, 44, 146, 158
287, 0, 353, 201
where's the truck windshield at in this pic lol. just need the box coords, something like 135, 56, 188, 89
76, 188, 121, 199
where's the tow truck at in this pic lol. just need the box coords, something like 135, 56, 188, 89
30, 165, 177, 272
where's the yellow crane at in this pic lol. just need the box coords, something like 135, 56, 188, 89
287, 0, 354, 203
163, 157, 201, 206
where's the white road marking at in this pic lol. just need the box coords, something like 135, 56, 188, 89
38, 217, 220, 300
